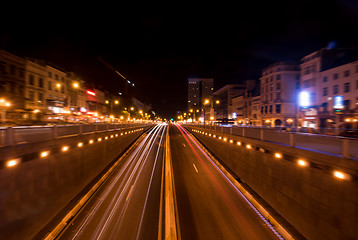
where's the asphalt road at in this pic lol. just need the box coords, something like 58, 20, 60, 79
59, 123, 166, 240
171, 123, 280, 240
57, 123, 280, 240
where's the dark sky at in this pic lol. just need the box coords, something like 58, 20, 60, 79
1, 1, 358, 118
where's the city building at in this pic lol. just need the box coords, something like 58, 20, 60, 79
24, 59, 47, 120
260, 62, 300, 127
310, 60, 358, 130
232, 94, 244, 123
45, 64, 68, 115
0, 49, 26, 121
231, 81, 259, 125
187, 78, 214, 121
67, 72, 86, 114
86, 88, 106, 116
299, 47, 358, 129
250, 95, 261, 125
213, 84, 246, 121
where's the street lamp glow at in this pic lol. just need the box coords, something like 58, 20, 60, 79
114, 100, 119, 104
204, 99, 210, 105
333, 170, 350, 180
6, 158, 20, 167
40, 151, 49, 158
73, 82, 79, 88
297, 159, 308, 167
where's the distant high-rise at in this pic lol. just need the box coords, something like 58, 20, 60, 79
187, 78, 214, 120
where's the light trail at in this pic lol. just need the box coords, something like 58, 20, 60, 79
71, 125, 162, 240
95, 125, 163, 240
135, 124, 166, 240
193, 163, 199, 173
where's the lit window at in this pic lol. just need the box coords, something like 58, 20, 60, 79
344, 82, 351, 93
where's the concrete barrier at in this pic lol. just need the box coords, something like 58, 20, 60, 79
187, 126, 358, 240
0, 125, 152, 240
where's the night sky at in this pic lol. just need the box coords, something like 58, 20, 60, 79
1, 1, 358, 118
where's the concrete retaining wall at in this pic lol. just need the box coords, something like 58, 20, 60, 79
0, 125, 152, 240
187, 126, 358, 240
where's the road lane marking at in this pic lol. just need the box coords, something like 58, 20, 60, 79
158, 144, 165, 240
193, 163, 199, 173
164, 126, 180, 240
126, 185, 134, 201
177, 124, 288, 240
183, 143, 186, 147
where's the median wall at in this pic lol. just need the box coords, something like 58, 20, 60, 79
186, 126, 358, 240
0, 125, 152, 240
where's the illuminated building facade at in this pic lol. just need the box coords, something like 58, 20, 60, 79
260, 62, 300, 127
187, 78, 214, 121
299, 47, 358, 129
0, 49, 26, 120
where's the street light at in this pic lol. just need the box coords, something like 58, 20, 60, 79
0, 98, 11, 123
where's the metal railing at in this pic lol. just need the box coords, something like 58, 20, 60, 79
0, 123, 148, 147
186, 124, 358, 159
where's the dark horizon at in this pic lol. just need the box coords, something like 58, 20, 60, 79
1, 0, 358, 118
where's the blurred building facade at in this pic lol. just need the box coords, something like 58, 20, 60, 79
213, 84, 246, 121
231, 80, 259, 125
260, 62, 300, 127
0, 49, 26, 121
299, 48, 358, 129
0, 49, 113, 123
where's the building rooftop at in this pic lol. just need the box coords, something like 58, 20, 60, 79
213, 84, 246, 95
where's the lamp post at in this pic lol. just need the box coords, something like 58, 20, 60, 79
203, 99, 210, 125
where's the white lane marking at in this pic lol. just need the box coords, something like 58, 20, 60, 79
193, 163, 199, 173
